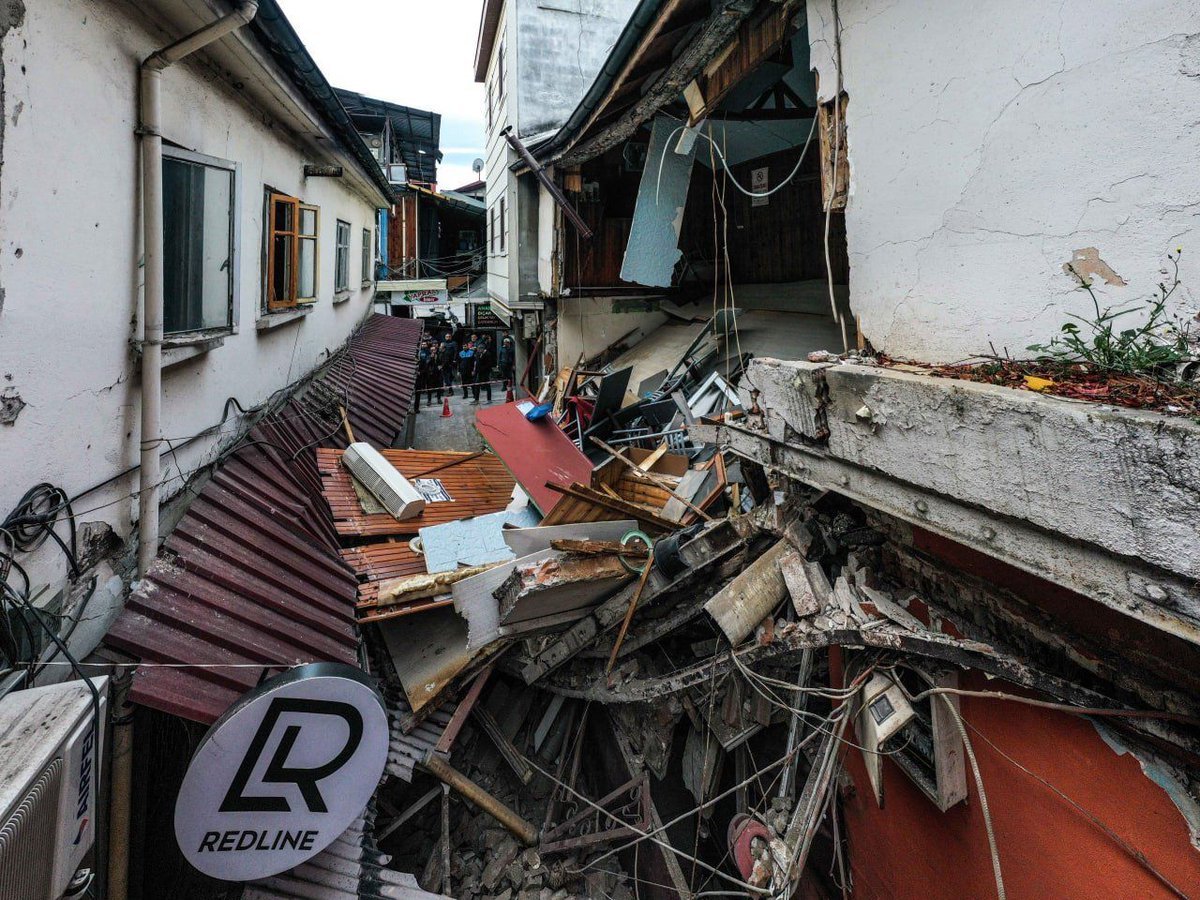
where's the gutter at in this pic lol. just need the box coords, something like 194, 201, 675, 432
137, 1, 260, 580
249, 1, 396, 204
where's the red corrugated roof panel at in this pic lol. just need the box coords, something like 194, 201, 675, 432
105, 315, 424, 724
473, 400, 594, 514
318, 449, 515, 537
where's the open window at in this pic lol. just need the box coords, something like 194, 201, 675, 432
163, 149, 236, 335
265, 192, 299, 310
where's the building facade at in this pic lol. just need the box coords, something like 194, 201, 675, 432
0, 0, 390, 663
474, 0, 640, 386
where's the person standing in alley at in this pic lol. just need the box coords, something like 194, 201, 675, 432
473, 335, 494, 404
458, 339, 476, 399
498, 335, 516, 393
440, 331, 458, 393
412, 340, 436, 410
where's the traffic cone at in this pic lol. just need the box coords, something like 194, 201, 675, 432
440, 396, 452, 418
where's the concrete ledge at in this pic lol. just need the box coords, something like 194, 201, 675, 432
255, 305, 313, 332
722, 357, 1200, 644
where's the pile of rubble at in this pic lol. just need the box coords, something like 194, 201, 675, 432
308, 313, 1199, 898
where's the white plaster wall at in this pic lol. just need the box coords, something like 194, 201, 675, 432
805, 0, 1200, 362
514, 0, 639, 138
556, 297, 667, 367
483, 0, 516, 306
0, 0, 381, 591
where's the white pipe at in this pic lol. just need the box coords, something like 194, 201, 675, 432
137, 1, 257, 578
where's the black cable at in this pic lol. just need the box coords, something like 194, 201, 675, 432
5, 583, 102, 833
32, 576, 98, 679
3, 484, 79, 576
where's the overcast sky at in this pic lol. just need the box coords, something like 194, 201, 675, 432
277, 0, 486, 190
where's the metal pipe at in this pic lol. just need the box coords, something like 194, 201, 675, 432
500, 126, 593, 240
420, 753, 539, 845
106, 672, 135, 900
137, 2, 258, 578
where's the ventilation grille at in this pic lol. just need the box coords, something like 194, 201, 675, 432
0, 758, 62, 900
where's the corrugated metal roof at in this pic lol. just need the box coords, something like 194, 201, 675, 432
387, 698, 454, 782
244, 805, 449, 900
342, 543, 427, 585
474, 401, 595, 515
319, 449, 515, 537
105, 315, 424, 724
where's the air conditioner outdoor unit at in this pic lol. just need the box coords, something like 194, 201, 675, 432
0, 677, 108, 900
342, 441, 425, 521
386, 163, 408, 186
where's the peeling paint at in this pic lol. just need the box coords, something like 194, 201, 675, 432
1093, 721, 1200, 850
620, 116, 696, 288
1064, 247, 1127, 287
0, 386, 24, 424
0, 1, 26, 191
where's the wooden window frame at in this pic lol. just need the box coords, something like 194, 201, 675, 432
361, 227, 373, 285
298, 203, 319, 303
265, 191, 300, 311
335, 219, 352, 292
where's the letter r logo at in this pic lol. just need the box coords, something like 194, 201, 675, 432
219, 698, 364, 814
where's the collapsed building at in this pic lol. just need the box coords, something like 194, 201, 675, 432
1, 0, 1198, 898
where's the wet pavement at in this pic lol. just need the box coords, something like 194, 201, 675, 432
409, 381, 506, 452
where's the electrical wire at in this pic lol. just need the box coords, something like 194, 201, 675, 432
937, 693, 1005, 900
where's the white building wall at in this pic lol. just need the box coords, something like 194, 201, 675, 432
483, 0, 516, 307
806, 0, 1200, 363
514, 0, 640, 139
0, 0, 382, 594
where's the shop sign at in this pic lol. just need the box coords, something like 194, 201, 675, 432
399, 288, 449, 304
174, 663, 389, 882
473, 303, 506, 329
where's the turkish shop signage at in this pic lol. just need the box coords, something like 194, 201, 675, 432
174, 663, 389, 881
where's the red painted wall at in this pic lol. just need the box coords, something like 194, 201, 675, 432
837, 665, 1200, 899
830, 529, 1200, 899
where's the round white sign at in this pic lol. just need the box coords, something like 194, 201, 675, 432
174, 663, 389, 882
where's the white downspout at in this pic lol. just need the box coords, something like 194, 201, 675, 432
136, 2, 257, 578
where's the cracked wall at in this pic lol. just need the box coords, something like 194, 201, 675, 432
0, 0, 383, 592
805, 0, 1200, 362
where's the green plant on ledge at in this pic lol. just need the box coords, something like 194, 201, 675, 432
1028, 249, 1195, 376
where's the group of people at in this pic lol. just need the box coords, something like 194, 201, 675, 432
415, 330, 516, 410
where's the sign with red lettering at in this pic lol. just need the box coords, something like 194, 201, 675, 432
174, 663, 389, 881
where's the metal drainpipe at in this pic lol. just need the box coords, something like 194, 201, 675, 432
136, 2, 258, 578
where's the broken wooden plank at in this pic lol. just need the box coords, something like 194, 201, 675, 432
549, 538, 649, 558
473, 705, 534, 784
704, 540, 790, 645
545, 481, 678, 533
496, 553, 632, 625
376, 564, 498, 607
503, 519, 638, 557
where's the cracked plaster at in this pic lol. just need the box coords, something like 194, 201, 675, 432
805, 0, 1200, 361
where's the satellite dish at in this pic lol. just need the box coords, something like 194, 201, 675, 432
472, 158, 484, 175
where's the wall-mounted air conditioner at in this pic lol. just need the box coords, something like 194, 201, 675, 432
342, 442, 425, 521
0, 677, 108, 900
386, 163, 408, 186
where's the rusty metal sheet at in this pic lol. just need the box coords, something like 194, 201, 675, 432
474, 401, 595, 515
318, 448, 516, 537
105, 315, 423, 725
